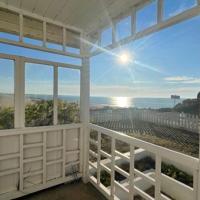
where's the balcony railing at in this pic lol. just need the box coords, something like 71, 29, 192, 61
0, 123, 83, 199
88, 123, 199, 200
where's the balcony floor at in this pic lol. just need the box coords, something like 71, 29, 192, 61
19, 180, 106, 200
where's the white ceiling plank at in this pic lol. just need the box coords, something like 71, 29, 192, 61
0, 0, 149, 33
21, 0, 37, 12
45, 0, 67, 19
6, 0, 20, 7
32, 0, 54, 16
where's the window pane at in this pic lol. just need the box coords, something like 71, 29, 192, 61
0, 32, 19, 41
163, 0, 197, 20
25, 63, 53, 127
24, 37, 43, 46
58, 68, 80, 124
0, 59, 14, 129
101, 27, 112, 47
116, 16, 131, 41
66, 46, 80, 54
47, 42, 63, 51
136, 0, 157, 32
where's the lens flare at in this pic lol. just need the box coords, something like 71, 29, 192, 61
117, 51, 132, 65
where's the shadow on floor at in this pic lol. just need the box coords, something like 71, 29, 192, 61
18, 180, 106, 200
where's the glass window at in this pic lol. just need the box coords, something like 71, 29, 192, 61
47, 42, 63, 51
0, 32, 19, 41
101, 27, 112, 47
116, 16, 131, 41
24, 37, 43, 46
58, 67, 80, 124
0, 43, 82, 66
163, 0, 197, 20
136, 0, 157, 32
25, 63, 53, 127
66, 46, 80, 54
23, 16, 43, 46
0, 58, 14, 129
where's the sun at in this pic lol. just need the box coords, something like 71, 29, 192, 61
117, 51, 133, 65
114, 97, 131, 108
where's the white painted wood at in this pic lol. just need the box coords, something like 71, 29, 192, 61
193, 169, 198, 200
110, 138, 115, 200
53, 66, 58, 125
0, 1, 82, 33
157, 0, 163, 23
14, 57, 25, 128
19, 13, 23, 42
19, 134, 24, 191
79, 127, 84, 173
112, 23, 116, 45
43, 21, 47, 47
91, 5, 200, 57
89, 123, 200, 200
97, 131, 101, 185
198, 93, 200, 200
90, 124, 199, 171
155, 155, 161, 200
80, 34, 90, 183
0, 37, 82, 59
131, 7, 136, 35
43, 131, 47, 184
63, 27, 66, 51
62, 129, 66, 179
129, 145, 134, 200
1, 174, 82, 200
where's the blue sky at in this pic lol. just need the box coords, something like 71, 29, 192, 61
0, 0, 200, 98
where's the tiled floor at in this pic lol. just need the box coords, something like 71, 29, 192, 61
18, 181, 106, 200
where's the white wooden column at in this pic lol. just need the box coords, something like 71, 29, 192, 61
43, 21, 47, 47
197, 92, 200, 200
53, 65, 58, 125
14, 57, 25, 128
19, 14, 23, 42
80, 34, 90, 183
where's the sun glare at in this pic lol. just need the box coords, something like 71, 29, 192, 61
117, 51, 133, 65
113, 97, 131, 108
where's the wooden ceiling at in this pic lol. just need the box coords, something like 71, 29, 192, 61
0, 0, 144, 33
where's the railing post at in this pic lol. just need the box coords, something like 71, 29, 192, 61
97, 131, 101, 185
80, 34, 90, 183
129, 145, 135, 200
197, 92, 200, 200
155, 155, 161, 200
110, 137, 115, 200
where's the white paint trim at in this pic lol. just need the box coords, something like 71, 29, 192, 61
80, 34, 90, 183
0, 38, 82, 59
91, 5, 200, 57
0, 1, 82, 34
0, 123, 82, 137
63, 27, 66, 51
0, 53, 81, 70
89, 124, 199, 170
155, 155, 161, 199
129, 145, 135, 200
14, 57, 25, 128
43, 21, 47, 47
0, 174, 82, 200
19, 14, 23, 42
157, 0, 163, 23
53, 66, 58, 126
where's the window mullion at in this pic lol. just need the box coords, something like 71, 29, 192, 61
14, 57, 25, 128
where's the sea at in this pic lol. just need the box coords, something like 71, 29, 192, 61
43, 95, 183, 109
0, 93, 183, 109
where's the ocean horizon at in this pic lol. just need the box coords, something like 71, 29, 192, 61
0, 93, 184, 109
25, 94, 183, 109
